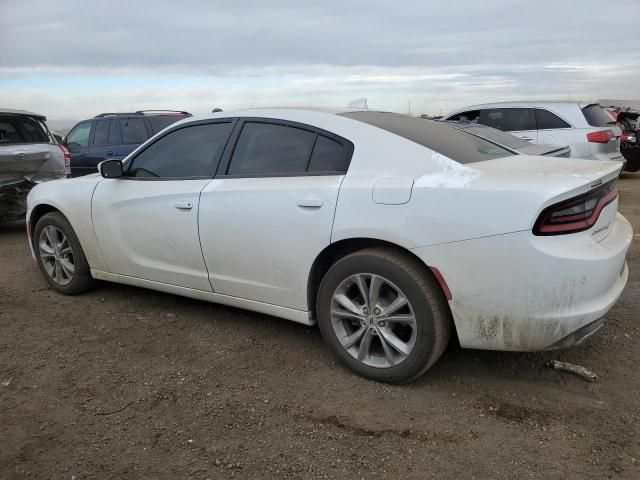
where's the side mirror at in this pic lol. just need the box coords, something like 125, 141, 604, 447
99, 159, 124, 178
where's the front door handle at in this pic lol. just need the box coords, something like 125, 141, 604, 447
296, 198, 323, 208
174, 200, 193, 210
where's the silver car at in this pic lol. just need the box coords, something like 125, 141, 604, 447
0, 109, 69, 223
441, 101, 623, 163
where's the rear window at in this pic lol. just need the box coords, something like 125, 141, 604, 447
0, 116, 48, 144
340, 112, 512, 164
147, 115, 189, 134
582, 104, 616, 127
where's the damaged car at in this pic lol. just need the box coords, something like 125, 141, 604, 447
616, 109, 640, 172
1, 109, 69, 224
26, 109, 632, 383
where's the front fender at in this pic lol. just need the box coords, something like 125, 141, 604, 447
27, 175, 107, 271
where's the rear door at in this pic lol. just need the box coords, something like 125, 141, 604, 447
480, 108, 538, 143
65, 120, 93, 176
199, 119, 353, 310
534, 108, 573, 147
114, 116, 151, 158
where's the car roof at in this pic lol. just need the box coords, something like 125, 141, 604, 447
0, 108, 46, 121
177, 107, 371, 125
447, 100, 593, 111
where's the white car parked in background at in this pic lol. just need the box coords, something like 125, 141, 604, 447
442, 101, 623, 163
26, 108, 632, 383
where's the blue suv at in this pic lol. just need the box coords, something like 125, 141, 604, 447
64, 110, 191, 176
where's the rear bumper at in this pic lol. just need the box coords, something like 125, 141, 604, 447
412, 212, 633, 351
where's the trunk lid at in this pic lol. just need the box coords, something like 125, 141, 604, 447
468, 155, 621, 240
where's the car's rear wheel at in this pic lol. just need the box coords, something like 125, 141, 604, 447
34, 212, 95, 294
316, 248, 451, 383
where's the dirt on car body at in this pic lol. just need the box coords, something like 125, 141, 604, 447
1, 176, 639, 479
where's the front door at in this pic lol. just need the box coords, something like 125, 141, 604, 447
199, 119, 352, 310
65, 120, 92, 176
91, 120, 235, 291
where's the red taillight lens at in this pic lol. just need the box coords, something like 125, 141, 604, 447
586, 130, 614, 143
533, 181, 617, 235
58, 144, 71, 167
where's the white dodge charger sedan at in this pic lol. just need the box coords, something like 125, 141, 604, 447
26, 108, 632, 383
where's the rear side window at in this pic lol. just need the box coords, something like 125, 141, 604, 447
535, 109, 571, 129
128, 122, 233, 178
308, 135, 349, 172
148, 115, 188, 134
92, 119, 112, 146
228, 122, 316, 175
582, 104, 616, 127
119, 118, 148, 144
340, 112, 511, 164
481, 108, 536, 131
0, 116, 48, 144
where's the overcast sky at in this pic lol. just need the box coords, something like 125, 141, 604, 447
1, 0, 639, 125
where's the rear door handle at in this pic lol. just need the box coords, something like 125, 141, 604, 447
106, 151, 114, 156
174, 200, 193, 210
296, 198, 323, 208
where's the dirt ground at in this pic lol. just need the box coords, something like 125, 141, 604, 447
1, 176, 639, 480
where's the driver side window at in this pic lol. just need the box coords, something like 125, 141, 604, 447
66, 122, 92, 149
128, 122, 233, 178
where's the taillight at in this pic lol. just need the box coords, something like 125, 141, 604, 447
533, 180, 617, 235
586, 130, 614, 143
58, 144, 71, 169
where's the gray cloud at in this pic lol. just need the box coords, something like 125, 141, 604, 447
1, 0, 639, 120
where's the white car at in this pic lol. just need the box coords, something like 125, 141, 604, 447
441, 101, 623, 163
26, 108, 632, 383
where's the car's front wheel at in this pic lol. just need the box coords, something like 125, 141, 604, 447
33, 212, 95, 295
316, 248, 451, 383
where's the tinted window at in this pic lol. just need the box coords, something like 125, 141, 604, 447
107, 120, 118, 145
308, 135, 348, 172
0, 116, 48, 144
66, 122, 92, 148
228, 122, 316, 175
481, 108, 536, 131
128, 122, 233, 178
447, 110, 481, 123
340, 112, 511, 164
92, 120, 111, 146
582, 104, 616, 127
535, 109, 571, 129
148, 115, 189, 134
119, 118, 148, 144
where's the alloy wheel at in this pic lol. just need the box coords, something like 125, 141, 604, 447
330, 273, 417, 368
38, 225, 75, 286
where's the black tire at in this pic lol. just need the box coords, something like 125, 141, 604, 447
316, 247, 451, 383
33, 212, 95, 295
